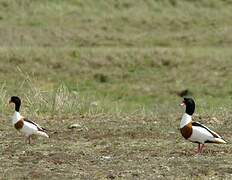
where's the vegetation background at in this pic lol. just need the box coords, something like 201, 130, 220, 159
0, 0, 232, 179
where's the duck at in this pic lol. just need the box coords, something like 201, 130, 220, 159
9, 96, 49, 144
180, 97, 226, 153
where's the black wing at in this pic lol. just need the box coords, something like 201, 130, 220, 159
24, 118, 46, 132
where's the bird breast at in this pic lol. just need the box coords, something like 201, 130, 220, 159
180, 122, 193, 139
14, 120, 24, 130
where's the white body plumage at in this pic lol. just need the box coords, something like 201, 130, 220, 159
12, 111, 49, 138
180, 113, 226, 144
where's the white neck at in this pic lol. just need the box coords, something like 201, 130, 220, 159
12, 111, 21, 124
180, 113, 192, 128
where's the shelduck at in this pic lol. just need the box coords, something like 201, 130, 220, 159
180, 98, 226, 153
9, 96, 49, 144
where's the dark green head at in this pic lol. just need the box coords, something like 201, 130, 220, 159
9, 96, 21, 112
181, 98, 195, 115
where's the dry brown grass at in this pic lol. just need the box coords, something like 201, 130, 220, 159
1, 112, 231, 179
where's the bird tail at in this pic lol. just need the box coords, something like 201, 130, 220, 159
36, 130, 49, 138
214, 138, 226, 144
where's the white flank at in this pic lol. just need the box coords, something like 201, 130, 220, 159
21, 121, 38, 136
189, 125, 226, 144
36, 131, 49, 138
180, 113, 192, 128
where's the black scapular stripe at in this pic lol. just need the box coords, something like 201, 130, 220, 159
192, 122, 220, 138
24, 118, 46, 132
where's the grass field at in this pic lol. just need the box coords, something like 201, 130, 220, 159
1, 0, 232, 179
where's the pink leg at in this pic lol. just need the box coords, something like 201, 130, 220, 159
197, 144, 201, 154
199, 144, 205, 153
25, 137, 28, 144
28, 136, 32, 144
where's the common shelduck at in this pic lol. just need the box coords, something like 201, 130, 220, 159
9, 96, 49, 144
180, 98, 226, 153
